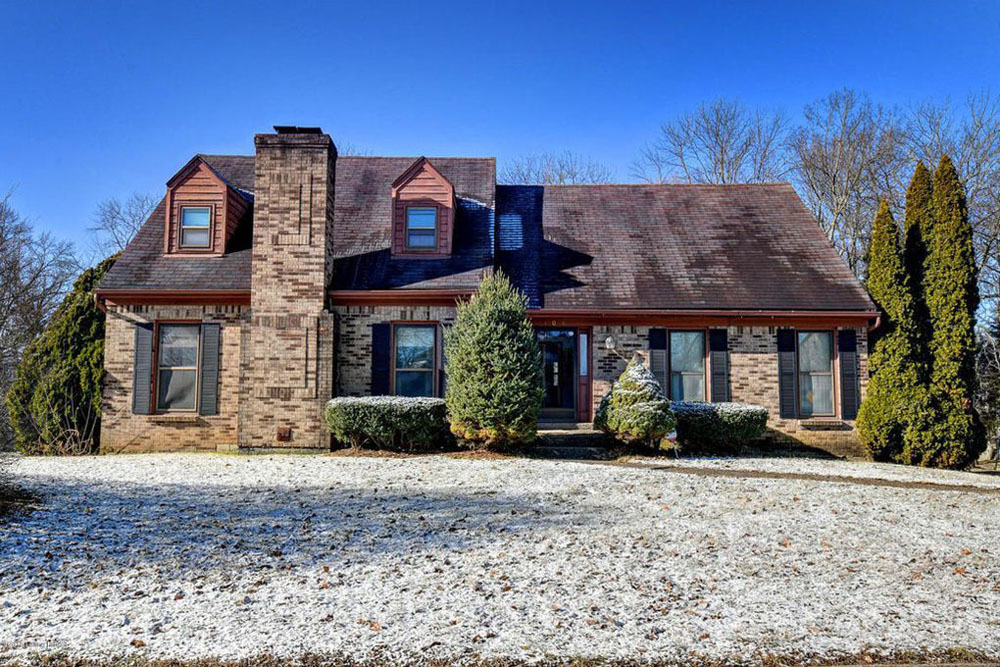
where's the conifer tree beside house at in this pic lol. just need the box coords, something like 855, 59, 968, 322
856, 200, 924, 462
6, 255, 117, 455
918, 155, 986, 467
444, 271, 543, 450
902, 161, 935, 370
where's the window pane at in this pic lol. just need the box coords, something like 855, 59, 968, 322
407, 208, 437, 230
395, 370, 434, 397
159, 325, 199, 367
797, 332, 832, 372
181, 228, 211, 248
579, 332, 589, 376
670, 331, 705, 372
181, 208, 211, 228
395, 326, 435, 369
158, 369, 197, 410
799, 373, 833, 416
407, 230, 436, 248
671, 373, 705, 402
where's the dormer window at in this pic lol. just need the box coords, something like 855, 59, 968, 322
406, 207, 438, 250
180, 207, 212, 248
391, 157, 455, 256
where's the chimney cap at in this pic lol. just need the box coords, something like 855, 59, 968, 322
273, 125, 323, 135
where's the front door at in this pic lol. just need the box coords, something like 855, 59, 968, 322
537, 329, 576, 421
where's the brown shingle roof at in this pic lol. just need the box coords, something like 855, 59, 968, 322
100, 153, 873, 313
496, 183, 874, 311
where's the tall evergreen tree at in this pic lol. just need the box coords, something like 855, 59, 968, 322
902, 161, 934, 372
857, 200, 923, 461
919, 155, 986, 467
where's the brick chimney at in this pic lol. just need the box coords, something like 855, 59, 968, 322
241, 126, 337, 449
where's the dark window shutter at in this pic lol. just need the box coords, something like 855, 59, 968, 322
199, 323, 221, 416
838, 329, 859, 419
648, 328, 668, 392
648, 328, 667, 351
438, 325, 447, 398
777, 329, 797, 419
132, 323, 154, 415
371, 323, 391, 395
709, 329, 730, 403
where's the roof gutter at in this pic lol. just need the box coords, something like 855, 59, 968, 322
94, 289, 252, 306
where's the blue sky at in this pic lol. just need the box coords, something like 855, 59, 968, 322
2, 0, 999, 251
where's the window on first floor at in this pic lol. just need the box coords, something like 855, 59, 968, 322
393, 324, 437, 397
797, 331, 834, 417
157, 323, 200, 411
669, 330, 705, 401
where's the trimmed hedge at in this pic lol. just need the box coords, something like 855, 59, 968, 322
594, 356, 676, 450
670, 401, 768, 452
325, 397, 453, 452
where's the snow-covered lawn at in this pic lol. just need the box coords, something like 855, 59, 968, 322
1, 454, 998, 665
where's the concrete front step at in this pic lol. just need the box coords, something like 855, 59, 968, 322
538, 422, 594, 431
530, 428, 613, 459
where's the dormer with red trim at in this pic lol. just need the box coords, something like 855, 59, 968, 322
163, 156, 252, 255
391, 157, 455, 256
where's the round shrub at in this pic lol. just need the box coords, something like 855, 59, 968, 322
444, 271, 543, 450
594, 356, 676, 450
325, 396, 453, 452
670, 401, 768, 452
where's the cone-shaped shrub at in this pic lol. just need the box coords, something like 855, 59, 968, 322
857, 200, 924, 462
444, 270, 543, 449
918, 155, 986, 467
594, 355, 676, 449
6, 255, 116, 455
902, 161, 934, 371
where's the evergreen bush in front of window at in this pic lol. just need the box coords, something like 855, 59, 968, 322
325, 396, 452, 452
444, 270, 543, 450
594, 355, 676, 450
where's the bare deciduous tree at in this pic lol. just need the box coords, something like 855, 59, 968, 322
89, 192, 158, 256
787, 89, 909, 277
0, 192, 75, 448
905, 91, 1000, 305
499, 152, 614, 185
631, 99, 789, 184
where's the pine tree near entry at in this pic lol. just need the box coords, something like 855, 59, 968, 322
444, 270, 543, 449
856, 200, 923, 462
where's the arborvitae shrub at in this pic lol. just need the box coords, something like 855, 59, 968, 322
594, 356, 676, 450
856, 200, 924, 462
444, 271, 543, 450
903, 161, 934, 370
6, 255, 116, 455
919, 155, 986, 467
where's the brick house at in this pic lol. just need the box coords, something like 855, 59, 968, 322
95, 126, 878, 455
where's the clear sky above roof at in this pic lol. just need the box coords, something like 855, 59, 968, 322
1, 0, 998, 251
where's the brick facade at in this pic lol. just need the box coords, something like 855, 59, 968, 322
334, 306, 457, 397
590, 325, 869, 456
100, 304, 248, 453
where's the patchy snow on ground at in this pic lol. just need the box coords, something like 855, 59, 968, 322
1, 453, 998, 665
630, 455, 1000, 490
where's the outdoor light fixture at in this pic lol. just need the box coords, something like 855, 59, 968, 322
604, 335, 616, 351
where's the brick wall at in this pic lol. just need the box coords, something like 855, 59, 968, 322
241, 131, 338, 450
591, 324, 869, 457
334, 305, 458, 396
100, 304, 248, 453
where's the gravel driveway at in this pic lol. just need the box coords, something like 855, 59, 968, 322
1, 453, 998, 665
